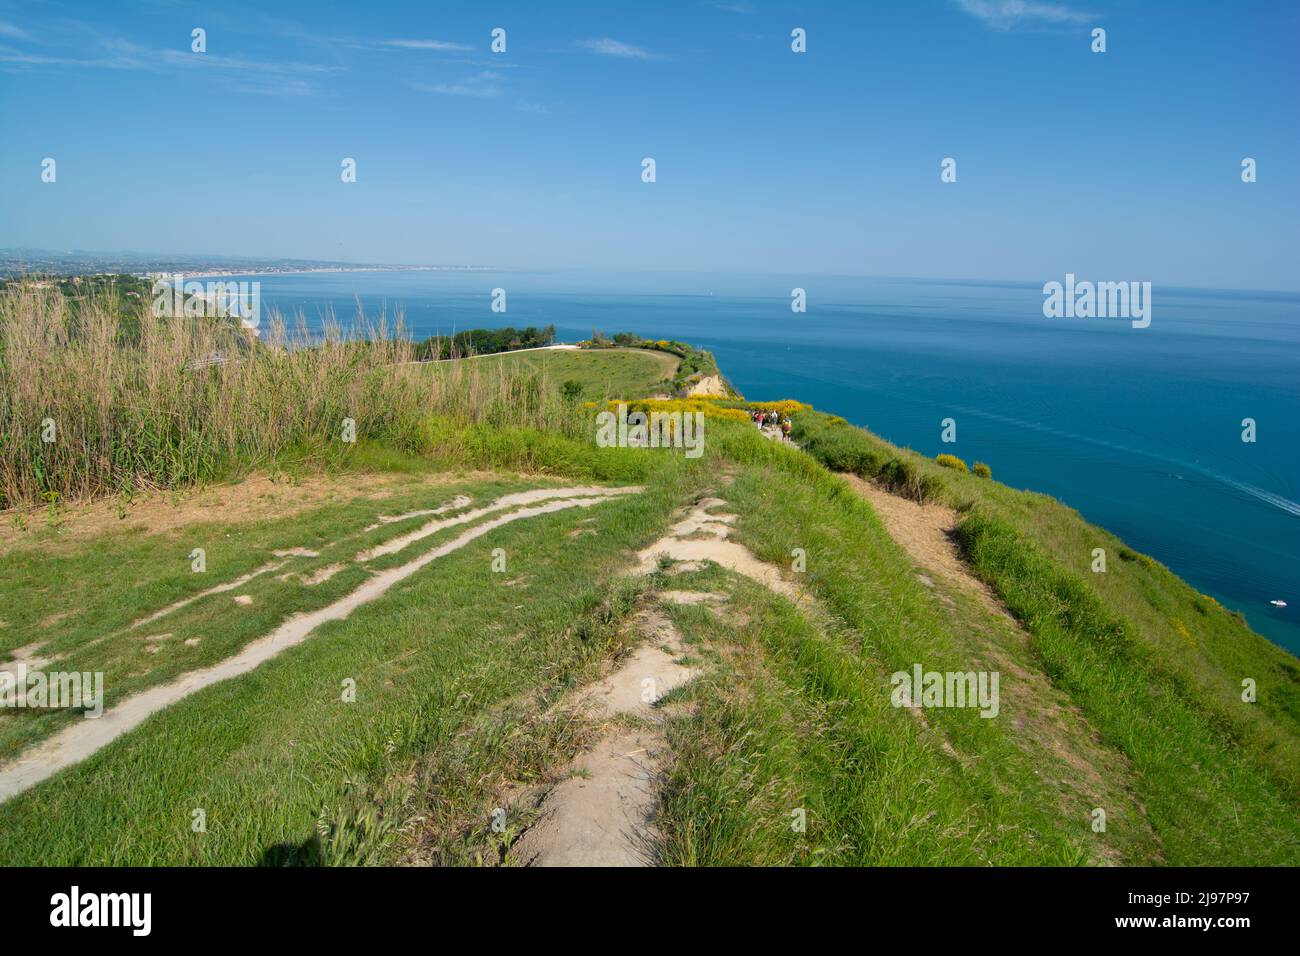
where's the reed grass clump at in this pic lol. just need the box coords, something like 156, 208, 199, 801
0, 280, 582, 508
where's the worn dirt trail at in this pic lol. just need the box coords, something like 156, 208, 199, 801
511, 496, 806, 866
358, 486, 638, 561
511, 606, 697, 867
0, 487, 640, 803
843, 475, 1010, 618
635, 498, 806, 603
841, 473, 1145, 863
131, 560, 288, 629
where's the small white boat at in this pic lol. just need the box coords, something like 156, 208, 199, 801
1270, 600, 1287, 608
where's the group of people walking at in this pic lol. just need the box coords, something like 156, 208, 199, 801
752, 408, 793, 441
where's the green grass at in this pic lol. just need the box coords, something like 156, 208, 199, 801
2, 368, 1296, 866
428, 347, 680, 401
0, 476, 550, 755
0, 450, 709, 864
955, 512, 1300, 863
786, 409, 1300, 863
654, 434, 1147, 865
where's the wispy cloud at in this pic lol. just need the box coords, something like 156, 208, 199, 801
0, 34, 342, 95
98, 39, 343, 75
379, 39, 473, 52
579, 38, 655, 59
955, 0, 1093, 30
0, 20, 30, 40
411, 70, 502, 97
708, 1, 755, 13
230, 77, 319, 97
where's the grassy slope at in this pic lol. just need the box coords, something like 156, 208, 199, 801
429, 347, 680, 401
2, 349, 1295, 865
0, 450, 704, 864
789, 411, 1300, 863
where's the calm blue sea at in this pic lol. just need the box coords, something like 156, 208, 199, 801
232, 269, 1300, 656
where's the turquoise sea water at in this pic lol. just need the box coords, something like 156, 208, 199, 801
234, 269, 1300, 656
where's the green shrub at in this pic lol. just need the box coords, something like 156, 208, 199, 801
936, 453, 969, 472
790, 414, 886, 479
879, 457, 941, 504
804, 431, 882, 478
972, 461, 991, 479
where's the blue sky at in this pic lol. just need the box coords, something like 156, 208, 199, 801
1, 0, 1297, 289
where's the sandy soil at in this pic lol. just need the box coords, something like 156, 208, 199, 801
358, 486, 641, 561
635, 498, 805, 603
510, 496, 813, 867
511, 606, 696, 867
843, 475, 1010, 619
0, 471, 493, 554
686, 374, 726, 398
510, 730, 664, 867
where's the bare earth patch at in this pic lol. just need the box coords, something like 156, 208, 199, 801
843, 474, 1010, 619
511, 606, 696, 867
635, 499, 805, 604
686, 374, 726, 398
0, 471, 498, 554
358, 486, 641, 562
299, 564, 346, 586
510, 497, 821, 867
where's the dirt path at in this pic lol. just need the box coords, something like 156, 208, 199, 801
635, 498, 806, 603
509, 496, 808, 866
130, 559, 289, 629
840, 473, 1147, 864
359, 486, 639, 561
510, 606, 696, 867
843, 475, 1010, 619
0, 487, 641, 804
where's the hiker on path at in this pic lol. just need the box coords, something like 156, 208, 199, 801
780, 417, 792, 441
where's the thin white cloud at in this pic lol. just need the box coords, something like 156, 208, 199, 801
411, 71, 502, 97
379, 39, 473, 52
579, 38, 654, 59
0, 37, 341, 95
0, 21, 30, 40
231, 77, 318, 97
708, 1, 755, 13
956, 0, 1093, 30
102, 40, 343, 75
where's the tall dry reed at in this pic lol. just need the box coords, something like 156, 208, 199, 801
0, 280, 579, 508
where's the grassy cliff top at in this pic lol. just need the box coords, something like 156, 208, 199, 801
1, 317, 1295, 866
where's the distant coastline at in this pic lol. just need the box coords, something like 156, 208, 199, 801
0, 248, 497, 281
154, 266, 494, 280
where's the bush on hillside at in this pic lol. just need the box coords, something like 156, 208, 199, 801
803, 429, 883, 478
880, 457, 942, 504
416, 325, 555, 360
972, 461, 992, 479
936, 453, 969, 472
